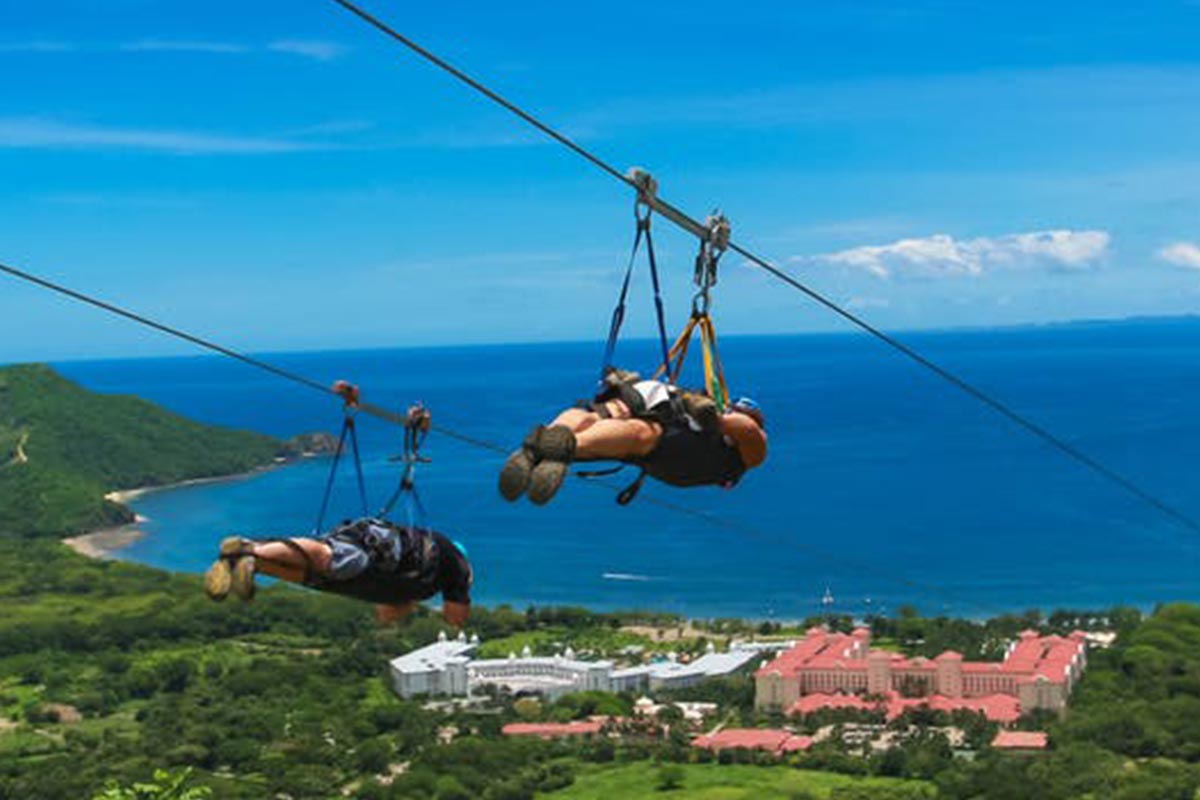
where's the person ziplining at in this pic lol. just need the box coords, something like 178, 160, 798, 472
500, 369, 767, 506
203, 391, 473, 627
499, 173, 768, 506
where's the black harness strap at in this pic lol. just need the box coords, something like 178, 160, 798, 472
379, 405, 432, 530
643, 218, 672, 378
313, 402, 369, 535
599, 212, 643, 382
598, 200, 672, 384
574, 464, 646, 505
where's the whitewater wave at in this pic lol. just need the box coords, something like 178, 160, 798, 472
602, 572, 653, 582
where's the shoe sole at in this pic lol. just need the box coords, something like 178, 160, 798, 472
231, 556, 256, 602
219, 536, 252, 558
528, 460, 569, 506
204, 559, 232, 601
499, 450, 535, 501
535, 425, 576, 461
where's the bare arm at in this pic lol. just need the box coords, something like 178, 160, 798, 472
719, 412, 768, 469
442, 601, 471, 628
375, 601, 418, 625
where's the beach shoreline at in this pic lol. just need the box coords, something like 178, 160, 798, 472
63, 518, 149, 560
103, 465, 281, 506
66, 463, 292, 560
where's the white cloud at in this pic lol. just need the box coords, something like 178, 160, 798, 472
0, 118, 322, 155
1158, 242, 1200, 270
846, 296, 891, 310
0, 41, 73, 53
120, 39, 249, 54
7, 39, 348, 60
268, 40, 346, 61
806, 230, 1110, 279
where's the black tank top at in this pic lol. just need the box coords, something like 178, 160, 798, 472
637, 419, 746, 487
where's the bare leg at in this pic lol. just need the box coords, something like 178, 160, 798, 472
575, 418, 662, 461
549, 407, 600, 433
250, 538, 333, 583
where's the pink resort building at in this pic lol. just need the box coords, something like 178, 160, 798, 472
755, 627, 1087, 723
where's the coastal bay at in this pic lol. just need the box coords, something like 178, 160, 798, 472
55, 321, 1200, 618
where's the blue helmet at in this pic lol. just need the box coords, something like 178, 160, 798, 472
731, 396, 760, 413
730, 396, 765, 429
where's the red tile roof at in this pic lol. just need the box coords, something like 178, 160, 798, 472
758, 628, 1085, 686
502, 721, 604, 739
992, 730, 1048, 750
788, 691, 1021, 723
780, 734, 815, 753
691, 728, 812, 755
791, 693, 876, 715
889, 693, 1021, 724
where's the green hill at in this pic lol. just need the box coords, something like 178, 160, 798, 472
0, 364, 283, 538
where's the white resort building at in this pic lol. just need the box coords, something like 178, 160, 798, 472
470, 647, 614, 700
388, 631, 478, 698
611, 644, 762, 692
388, 633, 763, 699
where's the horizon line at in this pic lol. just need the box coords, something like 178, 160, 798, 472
7, 310, 1198, 368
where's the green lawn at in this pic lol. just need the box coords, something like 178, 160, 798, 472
542, 762, 932, 799
476, 626, 653, 659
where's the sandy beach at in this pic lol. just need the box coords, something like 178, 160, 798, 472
103, 469, 271, 505
72, 466, 285, 560
63, 518, 148, 560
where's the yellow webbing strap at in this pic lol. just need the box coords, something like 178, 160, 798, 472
653, 312, 731, 413
699, 314, 730, 412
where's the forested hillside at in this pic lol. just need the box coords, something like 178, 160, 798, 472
0, 364, 282, 537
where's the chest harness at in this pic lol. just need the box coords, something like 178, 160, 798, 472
582, 169, 740, 503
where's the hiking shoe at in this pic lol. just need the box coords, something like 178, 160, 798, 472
219, 536, 254, 558
204, 559, 232, 601
528, 425, 577, 505
231, 556, 256, 602
602, 367, 641, 390
499, 425, 543, 501
681, 391, 720, 433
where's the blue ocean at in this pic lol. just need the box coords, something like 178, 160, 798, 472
55, 320, 1200, 620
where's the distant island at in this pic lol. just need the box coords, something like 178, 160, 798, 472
0, 363, 334, 542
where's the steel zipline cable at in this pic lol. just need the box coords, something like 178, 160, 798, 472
0, 261, 498, 452
0, 259, 1008, 615
325, 0, 1200, 538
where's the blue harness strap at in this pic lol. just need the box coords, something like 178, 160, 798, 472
314, 412, 370, 535
643, 220, 672, 379
599, 212, 644, 382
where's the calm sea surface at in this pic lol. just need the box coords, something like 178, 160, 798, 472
55, 321, 1200, 619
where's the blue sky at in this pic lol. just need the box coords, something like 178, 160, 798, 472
3, 0, 1200, 360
